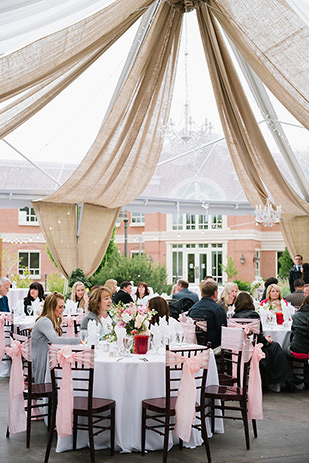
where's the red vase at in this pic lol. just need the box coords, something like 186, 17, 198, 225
134, 335, 149, 354
275, 312, 284, 325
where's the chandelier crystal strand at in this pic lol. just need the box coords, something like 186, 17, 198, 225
254, 198, 282, 227
160, 7, 213, 151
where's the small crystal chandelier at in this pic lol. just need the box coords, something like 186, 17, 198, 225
254, 198, 282, 227
160, 7, 213, 151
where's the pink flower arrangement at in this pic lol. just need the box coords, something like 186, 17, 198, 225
108, 302, 157, 337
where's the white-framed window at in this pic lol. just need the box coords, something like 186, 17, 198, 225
131, 250, 143, 258
211, 214, 223, 229
18, 207, 39, 226
171, 214, 225, 231
131, 212, 145, 226
18, 251, 40, 277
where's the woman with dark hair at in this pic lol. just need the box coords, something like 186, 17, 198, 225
31, 292, 79, 383
135, 282, 150, 306
148, 297, 184, 337
233, 292, 293, 389
23, 282, 45, 315
302, 263, 309, 284
285, 295, 309, 359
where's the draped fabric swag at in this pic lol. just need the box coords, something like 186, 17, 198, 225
197, 2, 309, 259
0, 0, 154, 138
33, 2, 182, 277
0, 0, 308, 273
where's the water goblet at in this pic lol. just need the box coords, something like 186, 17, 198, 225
123, 337, 133, 357
79, 329, 88, 345
26, 306, 33, 317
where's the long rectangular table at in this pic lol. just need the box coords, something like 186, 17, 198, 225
55, 346, 223, 454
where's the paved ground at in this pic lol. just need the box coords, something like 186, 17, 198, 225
0, 377, 308, 463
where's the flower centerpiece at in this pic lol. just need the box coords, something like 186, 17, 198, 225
251, 279, 264, 300
105, 303, 157, 353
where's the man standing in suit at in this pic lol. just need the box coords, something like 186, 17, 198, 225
289, 255, 303, 293
0, 277, 10, 312
285, 279, 305, 307
172, 279, 199, 303
112, 281, 134, 305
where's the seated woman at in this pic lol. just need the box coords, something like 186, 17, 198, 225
233, 292, 293, 389
285, 295, 309, 359
31, 292, 80, 383
135, 282, 150, 306
260, 283, 288, 309
23, 282, 45, 315
71, 281, 89, 312
218, 282, 238, 315
81, 286, 113, 335
148, 296, 184, 338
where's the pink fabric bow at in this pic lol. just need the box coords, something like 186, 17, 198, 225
49, 345, 94, 439
5, 338, 31, 434
166, 349, 210, 442
0, 314, 13, 360
62, 317, 75, 337
247, 343, 265, 420
227, 318, 260, 335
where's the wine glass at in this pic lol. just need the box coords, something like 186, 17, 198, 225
151, 334, 161, 354
123, 337, 133, 357
79, 329, 88, 345
176, 332, 185, 345
26, 306, 33, 316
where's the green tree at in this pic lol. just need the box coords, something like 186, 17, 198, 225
68, 268, 90, 289
47, 272, 65, 293
90, 253, 171, 294
278, 247, 293, 279
221, 257, 238, 281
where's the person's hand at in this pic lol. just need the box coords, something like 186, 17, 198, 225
265, 335, 273, 344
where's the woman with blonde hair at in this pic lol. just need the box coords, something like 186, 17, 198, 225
260, 283, 288, 309
81, 286, 113, 335
104, 279, 118, 296
218, 282, 238, 315
71, 281, 89, 312
31, 292, 79, 383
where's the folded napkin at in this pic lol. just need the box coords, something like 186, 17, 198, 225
150, 323, 162, 347
115, 324, 126, 351
32, 298, 43, 317
64, 299, 78, 316
282, 303, 295, 322
87, 320, 98, 346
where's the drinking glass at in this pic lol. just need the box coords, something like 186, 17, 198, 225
79, 329, 88, 345
176, 332, 185, 345
26, 306, 33, 316
123, 337, 133, 357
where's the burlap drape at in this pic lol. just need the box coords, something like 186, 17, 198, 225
197, 3, 309, 257
0, 0, 154, 138
208, 0, 309, 130
33, 1, 182, 277
281, 217, 309, 262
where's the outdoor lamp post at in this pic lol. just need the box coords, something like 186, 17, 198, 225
119, 211, 129, 257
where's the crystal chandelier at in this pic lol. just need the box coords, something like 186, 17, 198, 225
254, 198, 282, 227
160, 8, 213, 152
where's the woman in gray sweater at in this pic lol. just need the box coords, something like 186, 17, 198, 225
31, 291, 80, 383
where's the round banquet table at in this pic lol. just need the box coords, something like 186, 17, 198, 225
13, 315, 36, 333
263, 323, 291, 350
55, 346, 223, 454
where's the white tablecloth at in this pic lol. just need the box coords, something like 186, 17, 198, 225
13, 315, 36, 333
56, 347, 223, 454
263, 324, 291, 350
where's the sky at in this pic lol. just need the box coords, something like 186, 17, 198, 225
0, 3, 308, 190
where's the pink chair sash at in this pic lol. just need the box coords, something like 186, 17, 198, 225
227, 318, 260, 335
0, 314, 13, 359
5, 338, 31, 434
62, 317, 75, 337
221, 326, 265, 420
180, 323, 196, 344
49, 345, 94, 439
166, 349, 210, 442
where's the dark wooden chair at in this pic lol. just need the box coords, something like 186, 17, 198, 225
44, 344, 115, 463
1, 314, 13, 366
203, 327, 258, 450
16, 327, 31, 337
289, 319, 309, 388
191, 316, 207, 345
6, 333, 53, 448
141, 344, 211, 463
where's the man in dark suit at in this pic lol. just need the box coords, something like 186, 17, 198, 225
285, 279, 305, 307
188, 280, 226, 350
0, 277, 10, 312
289, 254, 303, 293
112, 281, 134, 305
172, 279, 199, 303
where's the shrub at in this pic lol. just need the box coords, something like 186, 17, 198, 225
68, 268, 90, 289
233, 278, 251, 293
278, 247, 293, 279
47, 272, 65, 294
11, 268, 32, 288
